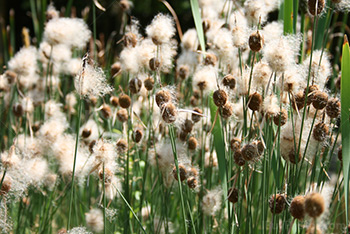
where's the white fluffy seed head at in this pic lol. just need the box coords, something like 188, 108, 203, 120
262, 94, 280, 117
202, 188, 222, 216
8, 46, 37, 77
253, 61, 272, 89
303, 50, 331, 88
192, 66, 217, 96
44, 18, 91, 49
181, 28, 199, 51
146, 13, 175, 45
85, 208, 104, 233
261, 22, 284, 44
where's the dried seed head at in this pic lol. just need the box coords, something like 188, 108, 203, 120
273, 109, 288, 126
149, 57, 160, 71
161, 103, 177, 123
173, 165, 187, 181
188, 136, 198, 150
156, 90, 172, 107
144, 77, 155, 91
89, 96, 98, 106
313, 122, 329, 142
13, 103, 24, 117
117, 109, 129, 122
89, 140, 97, 154
230, 138, 241, 152
124, 32, 137, 48
111, 62, 121, 77
188, 167, 198, 177
249, 31, 264, 52
4, 70, 17, 84
202, 19, 210, 33
101, 104, 112, 119
129, 77, 142, 94
326, 98, 341, 118
269, 194, 286, 214
0, 176, 11, 196
187, 176, 198, 189
221, 102, 233, 119
222, 74, 236, 89
288, 149, 301, 164
213, 89, 228, 107
182, 119, 194, 133
190, 96, 198, 106
32, 122, 41, 132
132, 129, 143, 143
305, 192, 325, 218
228, 188, 239, 204
308, 0, 325, 16
178, 65, 190, 80
234, 149, 246, 166
256, 140, 264, 155
290, 195, 305, 220
179, 130, 188, 141
292, 91, 305, 111
98, 168, 113, 184
110, 96, 119, 107
82, 128, 92, 138
120, 0, 131, 11
312, 90, 328, 110
241, 143, 259, 161
116, 139, 128, 154
118, 94, 131, 109
204, 54, 218, 66
192, 108, 203, 123
338, 145, 342, 162
305, 85, 319, 105
248, 92, 262, 111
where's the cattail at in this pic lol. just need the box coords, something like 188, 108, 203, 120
129, 77, 142, 94
187, 176, 198, 189
222, 74, 236, 89
116, 139, 128, 154
149, 57, 160, 71
13, 103, 24, 117
248, 92, 262, 111
192, 108, 203, 123
132, 129, 143, 143
234, 149, 246, 166
161, 103, 177, 123
144, 77, 155, 91
312, 91, 328, 110
326, 98, 341, 118
230, 138, 241, 152
182, 119, 194, 133
204, 54, 218, 66
290, 195, 305, 220
124, 32, 137, 48
117, 109, 128, 122
110, 96, 119, 107
118, 94, 131, 109
305, 192, 325, 218
313, 122, 329, 142
213, 89, 228, 107
156, 90, 172, 107
269, 194, 286, 214
227, 188, 239, 204
220, 102, 233, 118
172, 165, 187, 181
308, 0, 325, 16
273, 109, 288, 126
288, 149, 301, 164
241, 143, 259, 161
101, 104, 112, 119
188, 136, 198, 150
292, 91, 305, 111
249, 30, 264, 52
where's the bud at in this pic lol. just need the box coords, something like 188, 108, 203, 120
241, 143, 259, 161
116, 139, 128, 154
326, 98, 341, 118
273, 109, 288, 126
204, 54, 217, 66
312, 90, 328, 110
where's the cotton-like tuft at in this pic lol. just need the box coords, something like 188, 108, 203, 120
146, 14, 175, 45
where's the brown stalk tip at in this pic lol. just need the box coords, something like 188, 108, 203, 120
172, 165, 187, 182
344, 34, 349, 46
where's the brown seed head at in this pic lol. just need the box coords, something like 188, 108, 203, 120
234, 149, 246, 166
161, 103, 177, 123
149, 57, 160, 71
273, 109, 288, 126
290, 195, 305, 220
4, 70, 17, 84
117, 109, 128, 122
305, 85, 319, 105
248, 92, 262, 111
124, 32, 137, 47
222, 74, 236, 89
173, 165, 187, 182
288, 149, 301, 164
204, 54, 217, 66
269, 194, 286, 214
220, 102, 233, 119
182, 119, 194, 133
156, 90, 171, 107
326, 98, 341, 118
230, 138, 241, 152
249, 31, 264, 52
241, 143, 259, 161
101, 105, 112, 119
116, 139, 128, 154
118, 94, 131, 109
120, 0, 130, 11
213, 89, 228, 107
144, 77, 155, 91
89, 140, 97, 154
178, 65, 190, 80
187, 176, 198, 189
111, 62, 121, 77
132, 129, 143, 143
228, 188, 239, 204
13, 103, 24, 117
179, 131, 188, 141
312, 91, 328, 110
305, 192, 325, 218
313, 122, 329, 142
292, 91, 305, 111
110, 96, 119, 107
0, 177, 11, 196
98, 167, 113, 185
188, 136, 198, 150
82, 128, 92, 138
192, 108, 203, 123
308, 0, 325, 16
128, 77, 142, 94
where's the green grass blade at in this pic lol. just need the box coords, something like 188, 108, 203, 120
283, 0, 293, 34
190, 0, 206, 53
341, 35, 350, 224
